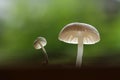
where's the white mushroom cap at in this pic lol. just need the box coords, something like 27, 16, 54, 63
34, 37, 47, 49
58, 22, 100, 44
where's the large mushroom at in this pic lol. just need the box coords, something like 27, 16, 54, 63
58, 22, 100, 67
34, 37, 48, 64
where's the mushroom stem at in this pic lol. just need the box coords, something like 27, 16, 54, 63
76, 36, 83, 67
38, 42, 48, 64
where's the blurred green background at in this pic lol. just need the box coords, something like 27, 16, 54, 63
0, 0, 120, 67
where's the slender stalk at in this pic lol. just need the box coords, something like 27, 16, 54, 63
38, 42, 48, 64
76, 36, 83, 67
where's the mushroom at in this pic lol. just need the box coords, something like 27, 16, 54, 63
34, 37, 48, 64
58, 22, 100, 67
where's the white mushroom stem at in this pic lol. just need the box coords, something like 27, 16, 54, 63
38, 42, 48, 64
76, 36, 83, 67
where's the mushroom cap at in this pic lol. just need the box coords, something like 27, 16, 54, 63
58, 22, 100, 44
34, 37, 47, 49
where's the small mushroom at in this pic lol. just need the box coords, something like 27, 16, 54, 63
34, 37, 48, 64
58, 22, 100, 67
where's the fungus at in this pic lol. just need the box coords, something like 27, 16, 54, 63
34, 37, 48, 64
58, 22, 100, 67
